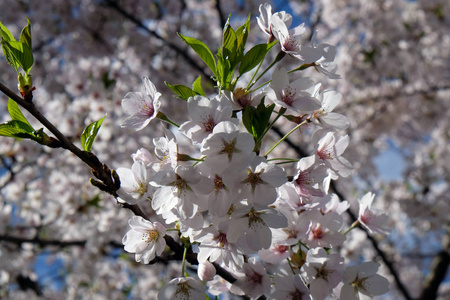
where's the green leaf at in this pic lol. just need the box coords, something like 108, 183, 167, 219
178, 33, 217, 76
19, 19, 32, 49
235, 14, 251, 60
80, 115, 105, 152
242, 105, 255, 136
2, 40, 33, 73
0, 22, 15, 42
165, 82, 197, 100
0, 120, 36, 139
222, 16, 237, 64
239, 41, 277, 75
192, 76, 205, 96
8, 98, 34, 131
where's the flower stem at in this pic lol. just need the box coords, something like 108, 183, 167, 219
247, 50, 286, 91
181, 245, 188, 277
157, 111, 179, 127
264, 119, 309, 158
343, 220, 361, 235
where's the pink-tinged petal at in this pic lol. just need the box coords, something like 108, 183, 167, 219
128, 215, 152, 230
152, 186, 177, 212
334, 134, 349, 156
143, 76, 157, 98
363, 274, 389, 296
322, 113, 350, 130
271, 67, 289, 93
310, 278, 329, 300
121, 92, 145, 115
116, 168, 136, 189
120, 114, 152, 131
340, 284, 359, 300
131, 161, 147, 184
253, 184, 277, 206
226, 218, 248, 243
322, 90, 342, 112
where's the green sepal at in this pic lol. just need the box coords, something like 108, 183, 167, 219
239, 41, 277, 75
192, 76, 205, 96
165, 81, 198, 100
80, 115, 106, 152
8, 98, 34, 131
178, 33, 217, 77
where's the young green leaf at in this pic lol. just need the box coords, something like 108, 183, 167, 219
0, 120, 36, 139
235, 14, 251, 59
222, 16, 237, 65
165, 82, 197, 100
239, 41, 277, 76
192, 76, 205, 96
0, 22, 15, 42
80, 115, 106, 152
178, 33, 217, 76
2, 40, 33, 73
19, 19, 32, 49
7, 98, 34, 131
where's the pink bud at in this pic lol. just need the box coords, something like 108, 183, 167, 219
198, 261, 216, 282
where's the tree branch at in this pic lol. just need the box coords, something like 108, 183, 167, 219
103, 0, 215, 86
419, 231, 450, 300
0, 80, 120, 197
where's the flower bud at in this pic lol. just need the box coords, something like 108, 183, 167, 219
197, 261, 216, 282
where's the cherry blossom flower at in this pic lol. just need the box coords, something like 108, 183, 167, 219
116, 161, 153, 204
271, 14, 307, 59
270, 274, 311, 300
228, 156, 287, 206
312, 90, 349, 131
293, 155, 328, 198
153, 129, 178, 170
196, 223, 245, 271
179, 94, 237, 144
201, 121, 255, 173
224, 88, 264, 110
227, 205, 288, 251
302, 248, 344, 300
304, 210, 346, 248
257, 3, 292, 41
122, 216, 166, 264
340, 262, 389, 300
230, 257, 271, 299
120, 76, 161, 131
158, 277, 205, 300
264, 67, 321, 114
358, 192, 389, 235
150, 165, 213, 219
316, 132, 353, 178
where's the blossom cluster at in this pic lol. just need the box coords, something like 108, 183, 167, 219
116, 4, 389, 299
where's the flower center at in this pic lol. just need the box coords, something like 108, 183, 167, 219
214, 175, 225, 192
142, 229, 159, 244
219, 138, 239, 161
281, 87, 296, 106
202, 115, 216, 133
140, 102, 154, 117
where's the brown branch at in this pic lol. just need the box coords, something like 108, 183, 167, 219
103, 0, 215, 85
419, 231, 450, 300
0, 80, 120, 197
